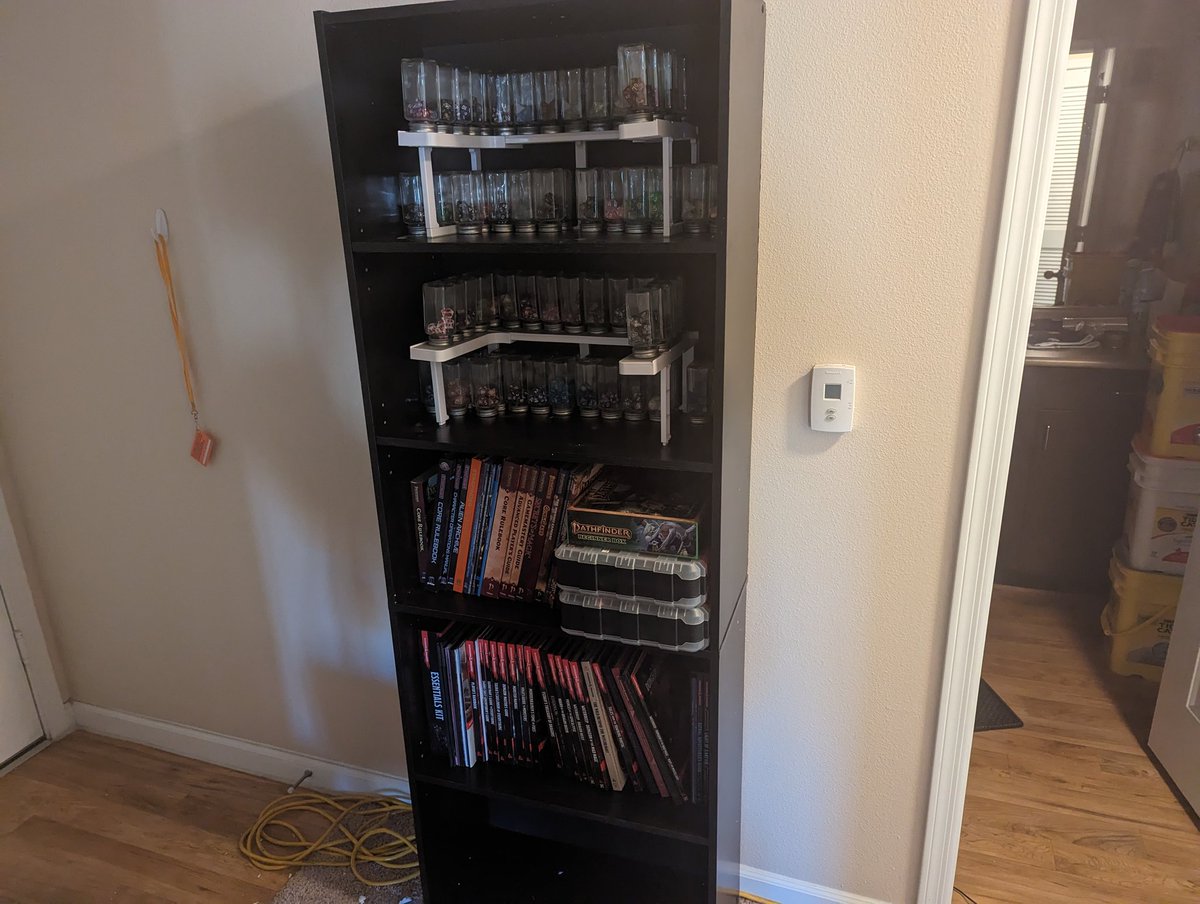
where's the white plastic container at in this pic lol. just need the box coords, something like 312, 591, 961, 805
1123, 443, 1200, 575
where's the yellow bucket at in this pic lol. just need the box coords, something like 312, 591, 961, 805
1102, 551, 1180, 680
1140, 315, 1200, 461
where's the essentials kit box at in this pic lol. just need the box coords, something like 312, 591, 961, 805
566, 467, 705, 558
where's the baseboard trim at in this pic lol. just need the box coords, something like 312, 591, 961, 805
738, 866, 890, 904
71, 702, 410, 799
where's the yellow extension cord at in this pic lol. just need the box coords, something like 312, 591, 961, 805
239, 790, 420, 888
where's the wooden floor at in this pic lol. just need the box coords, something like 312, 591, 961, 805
0, 732, 760, 903
955, 585, 1200, 904
0, 732, 289, 903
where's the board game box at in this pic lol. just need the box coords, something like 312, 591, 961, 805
565, 467, 704, 558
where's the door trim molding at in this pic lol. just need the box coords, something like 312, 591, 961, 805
0, 474, 72, 740
917, 0, 1079, 901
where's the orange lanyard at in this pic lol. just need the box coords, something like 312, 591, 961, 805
153, 211, 214, 465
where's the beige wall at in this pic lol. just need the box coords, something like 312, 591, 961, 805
0, 1, 1024, 900
743, 0, 1023, 899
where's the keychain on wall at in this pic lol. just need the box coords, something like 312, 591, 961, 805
152, 209, 215, 466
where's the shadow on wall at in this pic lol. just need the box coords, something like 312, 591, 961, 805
163, 85, 405, 768
0, 0, 404, 776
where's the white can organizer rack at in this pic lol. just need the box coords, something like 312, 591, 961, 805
411, 330, 698, 446
398, 119, 700, 239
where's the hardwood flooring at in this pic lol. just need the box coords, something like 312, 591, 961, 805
0, 732, 759, 903
954, 585, 1200, 904
0, 732, 289, 903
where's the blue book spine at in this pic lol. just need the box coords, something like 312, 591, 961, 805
474, 462, 502, 595
465, 461, 492, 593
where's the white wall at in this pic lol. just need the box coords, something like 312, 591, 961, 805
0, 1, 1024, 901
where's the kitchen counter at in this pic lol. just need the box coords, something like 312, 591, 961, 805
1025, 345, 1149, 371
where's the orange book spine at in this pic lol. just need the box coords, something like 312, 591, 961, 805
453, 458, 483, 593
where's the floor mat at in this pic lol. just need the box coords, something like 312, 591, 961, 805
975, 679, 1023, 732
268, 808, 422, 904
270, 865, 423, 904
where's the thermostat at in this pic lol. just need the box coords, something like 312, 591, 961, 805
811, 365, 855, 433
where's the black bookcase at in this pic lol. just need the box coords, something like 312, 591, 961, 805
314, 3, 764, 901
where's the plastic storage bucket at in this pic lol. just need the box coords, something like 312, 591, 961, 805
1102, 551, 1180, 680
1123, 442, 1200, 575
1140, 315, 1200, 460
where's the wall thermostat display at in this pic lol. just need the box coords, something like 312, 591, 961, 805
811, 364, 855, 433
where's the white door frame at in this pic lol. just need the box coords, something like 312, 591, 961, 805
917, 0, 1079, 901
0, 473, 72, 741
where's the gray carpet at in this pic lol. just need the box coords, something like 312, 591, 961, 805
975, 679, 1023, 732
270, 866, 423, 904
268, 810, 422, 904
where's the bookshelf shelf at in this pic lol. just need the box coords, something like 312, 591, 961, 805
316, 2, 763, 901
411, 758, 709, 845
350, 233, 721, 254
375, 416, 715, 473
394, 586, 560, 631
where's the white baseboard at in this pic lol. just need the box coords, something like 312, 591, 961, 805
738, 865, 891, 904
71, 702, 410, 799
69, 704, 883, 903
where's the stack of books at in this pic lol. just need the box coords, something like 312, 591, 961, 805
411, 457, 600, 600
421, 624, 710, 803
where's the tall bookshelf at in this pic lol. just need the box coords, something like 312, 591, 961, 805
314, 2, 764, 901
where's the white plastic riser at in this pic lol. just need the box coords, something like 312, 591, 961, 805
413, 332, 697, 433
398, 120, 699, 241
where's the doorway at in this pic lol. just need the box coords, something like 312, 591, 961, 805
920, 0, 1200, 902
0, 575, 44, 768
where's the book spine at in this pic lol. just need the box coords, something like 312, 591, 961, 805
421, 630, 449, 757
482, 462, 517, 598
465, 461, 491, 594
582, 661, 625, 791
594, 661, 640, 793
613, 663, 668, 798
441, 461, 465, 587
439, 636, 460, 767
500, 465, 532, 599
534, 467, 569, 601
410, 469, 431, 586
517, 467, 550, 601
509, 641, 530, 764
453, 458, 483, 593
701, 674, 710, 802
549, 653, 585, 782
494, 639, 512, 764
566, 656, 607, 789
629, 662, 685, 803
465, 639, 486, 763
455, 643, 477, 768
530, 648, 561, 770
427, 468, 450, 590
472, 463, 499, 596
474, 638, 492, 763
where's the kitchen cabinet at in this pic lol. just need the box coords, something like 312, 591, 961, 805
996, 362, 1147, 592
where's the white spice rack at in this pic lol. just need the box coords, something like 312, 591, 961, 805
411, 330, 697, 446
398, 119, 700, 239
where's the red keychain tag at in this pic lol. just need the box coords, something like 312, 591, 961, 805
191, 429, 216, 466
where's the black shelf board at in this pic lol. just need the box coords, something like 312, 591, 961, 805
351, 232, 720, 255
392, 587, 714, 662
411, 759, 709, 845
375, 415, 714, 473
394, 586, 560, 631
